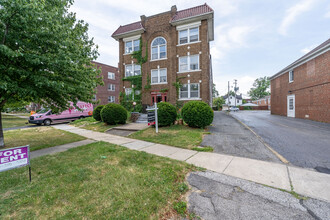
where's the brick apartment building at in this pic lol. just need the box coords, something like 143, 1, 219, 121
92, 61, 119, 106
111, 4, 214, 110
252, 95, 271, 110
270, 38, 330, 123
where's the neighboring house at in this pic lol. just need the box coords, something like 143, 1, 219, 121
92, 61, 120, 105
269, 38, 330, 123
252, 95, 271, 110
243, 98, 252, 103
222, 94, 243, 106
111, 4, 214, 110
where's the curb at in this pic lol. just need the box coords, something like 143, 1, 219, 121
230, 113, 290, 164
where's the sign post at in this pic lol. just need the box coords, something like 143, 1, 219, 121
155, 102, 158, 133
0, 145, 31, 182
147, 103, 159, 133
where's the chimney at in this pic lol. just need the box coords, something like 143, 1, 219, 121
171, 5, 177, 15
140, 15, 146, 26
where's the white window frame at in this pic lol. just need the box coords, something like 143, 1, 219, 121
151, 68, 167, 85
108, 96, 115, 103
178, 27, 199, 45
108, 84, 115, 91
125, 88, 132, 96
289, 70, 294, 83
178, 54, 200, 73
124, 36, 140, 55
151, 37, 167, 61
176, 21, 201, 45
108, 72, 115, 80
125, 64, 141, 77
179, 83, 200, 100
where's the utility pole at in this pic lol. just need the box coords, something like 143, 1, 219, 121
234, 79, 237, 107
227, 81, 230, 107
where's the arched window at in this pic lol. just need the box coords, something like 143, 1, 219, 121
151, 37, 166, 60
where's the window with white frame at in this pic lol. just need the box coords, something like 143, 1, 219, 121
179, 27, 199, 44
289, 70, 294, 82
151, 68, 167, 84
125, 88, 132, 96
92, 94, 96, 101
108, 72, 115, 80
108, 96, 115, 103
151, 37, 166, 60
125, 64, 141, 77
108, 84, 115, 91
179, 83, 200, 99
179, 54, 199, 72
125, 39, 140, 54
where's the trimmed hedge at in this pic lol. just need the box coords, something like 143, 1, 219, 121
181, 101, 213, 128
93, 105, 104, 121
157, 102, 177, 127
100, 103, 127, 125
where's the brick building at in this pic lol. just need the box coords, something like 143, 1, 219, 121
92, 61, 119, 105
252, 95, 271, 110
111, 4, 214, 110
270, 38, 330, 123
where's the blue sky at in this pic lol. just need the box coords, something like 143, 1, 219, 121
71, 0, 330, 97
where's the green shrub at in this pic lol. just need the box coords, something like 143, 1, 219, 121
92, 105, 104, 121
157, 102, 177, 127
181, 101, 214, 128
100, 103, 127, 125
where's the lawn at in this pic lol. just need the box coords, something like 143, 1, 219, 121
129, 124, 209, 150
0, 142, 197, 219
70, 117, 117, 132
3, 127, 86, 151
1, 114, 28, 128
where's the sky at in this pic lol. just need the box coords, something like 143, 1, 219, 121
70, 0, 330, 98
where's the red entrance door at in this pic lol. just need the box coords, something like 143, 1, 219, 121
151, 92, 167, 104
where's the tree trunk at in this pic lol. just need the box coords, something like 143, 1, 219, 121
0, 111, 4, 148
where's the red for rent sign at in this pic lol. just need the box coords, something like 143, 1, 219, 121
0, 146, 30, 172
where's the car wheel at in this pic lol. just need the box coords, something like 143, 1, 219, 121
44, 119, 51, 126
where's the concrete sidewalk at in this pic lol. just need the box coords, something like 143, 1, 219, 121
52, 124, 330, 203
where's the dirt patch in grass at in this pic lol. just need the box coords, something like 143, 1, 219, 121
71, 117, 117, 132
3, 127, 86, 151
0, 142, 197, 219
129, 124, 206, 150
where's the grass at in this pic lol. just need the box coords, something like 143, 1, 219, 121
3, 127, 86, 151
0, 142, 196, 219
1, 114, 28, 128
129, 124, 207, 150
192, 146, 214, 152
70, 117, 116, 132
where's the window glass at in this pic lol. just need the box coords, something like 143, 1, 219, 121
108, 96, 115, 103
180, 84, 188, 98
125, 41, 132, 54
108, 72, 115, 79
151, 70, 158, 84
133, 39, 140, 51
125, 65, 133, 77
125, 88, 132, 95
190, 55, 199, 70
134, 64, 141, 75
189, 27, 199, 42
151, 37, 166, 60
159, 69, 167, 83
179, 57, 188, 72
135, 90, 141, 95
190, 84, 199, 98
159, 45, 166, 58
152, 47, 158, 60
179, 30, 188, 44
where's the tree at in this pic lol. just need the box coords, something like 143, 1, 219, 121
248, 76, 270, 100
213, 97, 225, 110
0, 0, 102, 148
212, 83, 219, 97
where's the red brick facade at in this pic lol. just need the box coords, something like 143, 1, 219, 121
112, 4, 214, 110
92, 61, 119, 106
270, 47, 330, 123
252, 95, 271, 109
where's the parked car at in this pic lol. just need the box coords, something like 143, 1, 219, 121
229, 106, 239, 112
28, 101, 93, 125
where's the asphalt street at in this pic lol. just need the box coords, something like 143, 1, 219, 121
201, 111, 280, 163
230, 111, 330, 172
188, 171, 330, 220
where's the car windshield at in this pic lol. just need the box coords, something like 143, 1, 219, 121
37, 109, 49, 114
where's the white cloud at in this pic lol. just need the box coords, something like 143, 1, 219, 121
300, 44, 316, 54
279, 0, 317, 35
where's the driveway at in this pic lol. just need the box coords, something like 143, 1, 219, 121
201, 111, 280, 163
230, 111, 330, 173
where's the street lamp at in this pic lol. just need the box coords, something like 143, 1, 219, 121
133, 101, 136, 112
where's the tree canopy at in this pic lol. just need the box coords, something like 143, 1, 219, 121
0, 0, 102, 147
212, 83, 219, 97
248, 76, 270, 100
